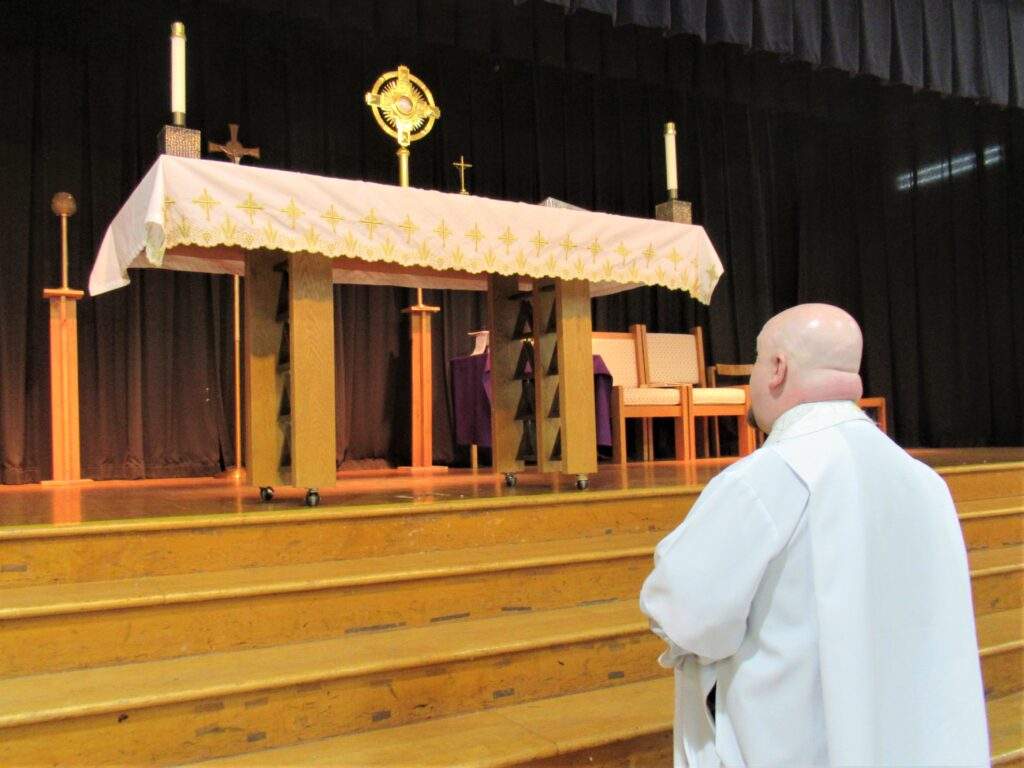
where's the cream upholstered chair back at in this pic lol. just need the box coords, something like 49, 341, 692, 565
644, 331, 702, 386
591, 331, 641, 388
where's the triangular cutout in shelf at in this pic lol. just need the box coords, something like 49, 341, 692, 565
275, 270, 290, 322
279, 433, 292, 469
512, 300, 534, 340
513, 341, 534, 380
546, 304, 557, 334
550, 429, 562, 461
548, 390, 560, 419
515, 383, 535, 421
278, 383, 291, 420
516, 423, 537, 463
277, 324, 290, 370
547, 344, 559, 375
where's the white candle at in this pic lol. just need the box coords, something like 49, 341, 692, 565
171, 22, 186, 123
664, 122, 678, 194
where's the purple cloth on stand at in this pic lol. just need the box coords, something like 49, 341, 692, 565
450, 352, 613, 448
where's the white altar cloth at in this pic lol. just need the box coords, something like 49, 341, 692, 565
89, 157, 724, 302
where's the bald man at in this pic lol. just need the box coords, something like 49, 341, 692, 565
640, 304, 988, 767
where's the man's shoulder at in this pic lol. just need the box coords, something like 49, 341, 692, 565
708, 447, 808, 512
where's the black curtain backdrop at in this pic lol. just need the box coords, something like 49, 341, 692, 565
523, 0, 1024, 109
1, 0, 1021, 483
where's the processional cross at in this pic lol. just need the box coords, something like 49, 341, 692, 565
209, 124, 261, 165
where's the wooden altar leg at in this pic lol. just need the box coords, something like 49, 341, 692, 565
42, 288, 89, 484
554, 279, 597, 478
244, 253, 288, 489
286, 253, 337, 491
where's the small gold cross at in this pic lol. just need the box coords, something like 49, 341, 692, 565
192, 189, 219, 220
360, 209, 383, 239
236, 193, 263, 225
453, 155, 473, 195
280, 198, 304, 229
209, 124, 261, 165
498, 227, 517, 253
399, 214, 418, 243
321, 205, 344, 233
531, 232, 548, 254
466, 223, 484, 251
434, 219, 452, 247
559, 235, 577, 260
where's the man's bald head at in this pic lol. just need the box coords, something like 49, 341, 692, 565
748, 304, 864, 433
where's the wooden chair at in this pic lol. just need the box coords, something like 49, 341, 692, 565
638, 326, 757, 461
591, 328, 691, 464
706, 363, 763, 455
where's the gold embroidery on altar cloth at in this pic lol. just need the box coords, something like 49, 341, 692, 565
237, 193, 263, 225
192, 189, 220, 221
434, 219, 452, 247
498, 227, 517, 254
531, 231, 548, 256
360, 209, 383, 239
466, 223, 484, 251
320, 205, 344, 233
280, 198, 304, 230
559, 235, 577, 260
399, 214, 418, 244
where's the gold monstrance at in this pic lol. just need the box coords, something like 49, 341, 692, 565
364, 66, 443, 470
364, 65, 440, 188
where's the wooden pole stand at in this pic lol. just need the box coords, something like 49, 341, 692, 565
401, 296, 448, 473
41, 288, 91, 485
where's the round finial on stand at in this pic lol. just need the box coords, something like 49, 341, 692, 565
50, 192, 76, 289
51, 192, 77, 218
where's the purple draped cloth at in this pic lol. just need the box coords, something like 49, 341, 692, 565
450, 352, 613, 448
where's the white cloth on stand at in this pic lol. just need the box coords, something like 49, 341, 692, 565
640, 400, 989, 767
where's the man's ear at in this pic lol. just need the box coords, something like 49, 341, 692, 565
769, 353, 787, 391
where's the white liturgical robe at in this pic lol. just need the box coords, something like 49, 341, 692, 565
640, 400, 989, 767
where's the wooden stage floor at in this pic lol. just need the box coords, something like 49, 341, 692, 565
0, 447, 1021, 529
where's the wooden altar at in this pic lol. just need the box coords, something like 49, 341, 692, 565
88, 157, 724, 504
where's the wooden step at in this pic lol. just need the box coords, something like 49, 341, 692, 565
4, 531, 1012, 678
0, 602, 665, 766
1, 475, 1013, 590
990, 691, 1024, 766
187, 680, 1024, 768
979, 608, 1024, 699
959, 496, 1024, 551
0, 488, 697, 588
970, 544, 1024, 614
186, 677, 676, 767
0, 533, 659, 676
939, 463, 1024, 503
